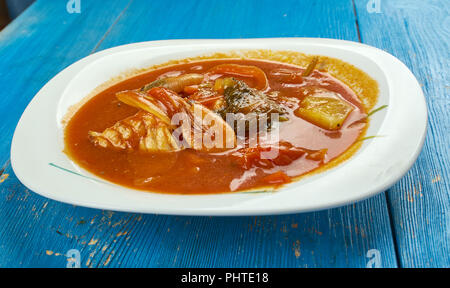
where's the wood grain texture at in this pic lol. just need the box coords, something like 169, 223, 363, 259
0, 0, 133, 166
0, 162, 396, 267
1, 0, 437, 268
354, 0, 449, 267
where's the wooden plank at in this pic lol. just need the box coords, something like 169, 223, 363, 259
0, 0, 398, 267
0, 0, 133, 267
354, 0, 449, 267
0, 162, 395, 267
0, 0, 132, 165
72, 0, 398, 267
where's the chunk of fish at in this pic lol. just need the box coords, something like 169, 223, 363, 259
179, 102, 237, 151
88, 111, 181, 152
116, 88, 237, 152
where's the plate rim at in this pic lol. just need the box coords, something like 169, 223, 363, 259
10, 38, 427, 216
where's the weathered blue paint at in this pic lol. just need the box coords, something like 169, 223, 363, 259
0, 0, 446, 268
354, 0, 449, 268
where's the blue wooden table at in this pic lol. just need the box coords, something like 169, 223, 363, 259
0, 0, 448, 268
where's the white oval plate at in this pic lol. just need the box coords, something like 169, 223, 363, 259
11, 38, 427, 216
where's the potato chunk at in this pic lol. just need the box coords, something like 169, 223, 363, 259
295, 90, 354, 130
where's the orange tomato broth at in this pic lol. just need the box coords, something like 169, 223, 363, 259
64, 55, 378, 194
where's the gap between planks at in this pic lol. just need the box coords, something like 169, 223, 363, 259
0, 1, 134, 177
351, 0, 401, 267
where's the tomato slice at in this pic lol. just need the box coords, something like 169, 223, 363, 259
208, 64, 269, 90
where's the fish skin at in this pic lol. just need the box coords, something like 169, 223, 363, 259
88, 111, 180, 152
